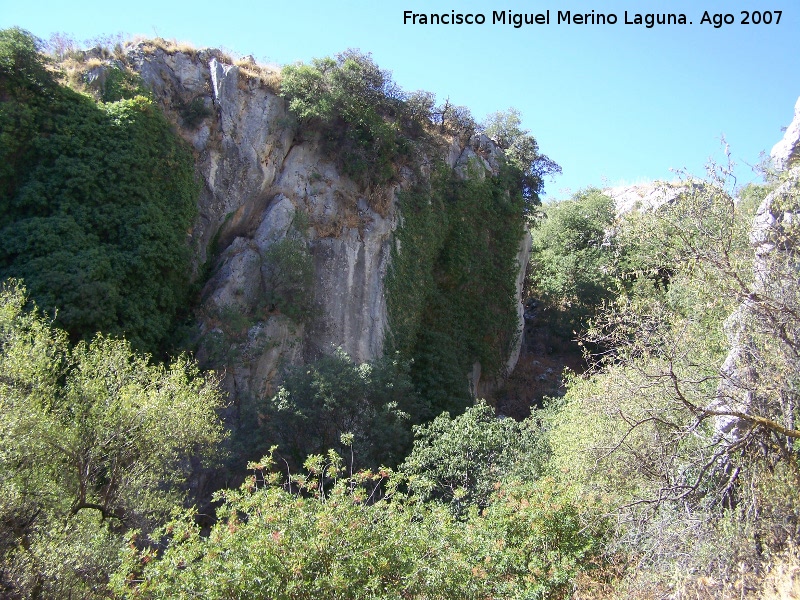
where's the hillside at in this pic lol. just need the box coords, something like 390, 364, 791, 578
2, 27, 800, 599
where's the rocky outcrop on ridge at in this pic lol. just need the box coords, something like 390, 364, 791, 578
114, 42, 526, 402
714, 96, 800, 444
771, 95, 800, 172
604, 181, 685, 215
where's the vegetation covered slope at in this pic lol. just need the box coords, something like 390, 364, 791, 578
4, 26, 799, 600
0, 280, 224, 598
0, 28, 198, 355
387, 163, 527, 418
528, 170, 800, 597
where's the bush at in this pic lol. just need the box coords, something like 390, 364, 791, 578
0, 280, 224, 598
528, 188, 619, 337
179, 95, 213, 128
482, 108, 561, 209
281, 50, 413, 188
543, 169, 800, 595
0, 28, 198, 355
401, 403, 544, 515
261, 348, 420, 470
260, 237, 314, 322
114, 447, 608, 600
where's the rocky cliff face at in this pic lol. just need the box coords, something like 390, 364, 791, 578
604, 181, 685, 215
713, 97, 800, 443
117, 43, 527, 402
771, 95, 800, 172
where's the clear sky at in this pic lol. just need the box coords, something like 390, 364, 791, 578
3, 0, 798, 199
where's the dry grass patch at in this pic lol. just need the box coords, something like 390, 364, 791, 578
761, 548, 800, 600
235, 58, 282, 92
135, 36, 200, 57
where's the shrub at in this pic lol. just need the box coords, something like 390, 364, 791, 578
483, 108, 561, 209
401, 403, 544, 515
179, 95, 212, 128
0, 281, 224, 598
260, 237, 314, 322
113, 447, 608, 600
543, 168, 800, 595
262, 348, 420, 470
280, 50, 423, 188
0, 28, 198, 355
528, 188, 619, 337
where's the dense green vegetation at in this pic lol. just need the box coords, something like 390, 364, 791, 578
113, 408, 606, 600
528, 188, 619, 337
3, 26, 799, 599
400, 402, 544, 515
280, 50, 420, 188
282, 50, 558, 423
386, 164, 527, 417
0, 281, 224, 598
0, 28, 198, 355
280, 50, 559, 213
531, 170, 800, 596
262, 348, 420, 470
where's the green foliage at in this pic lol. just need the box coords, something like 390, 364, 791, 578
260, 236, 315, 322
262, 348, 419, 470
543, 170, 800, 594
179, 95, 213, 129
482, 108, 562, 209
0, 28, 198, 355
477, 476, 608, 600
281, 50, 415, 188
0, 28, 55, 100
113, 447, 607, 600
528, 188, 619, 336
401, 403, 544, 515
99, 65, 148, 102
0, 280, 224, 598
387, 164, 526, 416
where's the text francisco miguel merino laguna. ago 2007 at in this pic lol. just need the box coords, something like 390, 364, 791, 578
402, 9, 783, 28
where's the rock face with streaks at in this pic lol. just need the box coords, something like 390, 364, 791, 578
117, 42, 529, 403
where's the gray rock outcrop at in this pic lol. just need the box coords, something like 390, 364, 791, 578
771, 96, 800, 172
115, 42, 529, 403
605, 181, 685, 216
714, 151, 800, 444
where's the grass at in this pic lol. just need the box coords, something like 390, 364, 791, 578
235, 58, 283, 92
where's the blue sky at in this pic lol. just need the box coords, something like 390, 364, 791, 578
3, 0, 798, 199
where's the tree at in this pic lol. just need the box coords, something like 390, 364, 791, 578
263, 348, 419, 470
482, 108, 561, 208
528, 188, 619, 336
0, 280, 224, 598
545, 167, 800, 594
401, 403, 544, 515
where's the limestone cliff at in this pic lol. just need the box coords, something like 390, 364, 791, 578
713, 97, 800, 443
771, 95, 800, 172
112, 42, 528, 402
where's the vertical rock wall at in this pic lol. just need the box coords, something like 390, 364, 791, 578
713, 96, 800, 442
122, 43, 528, 403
